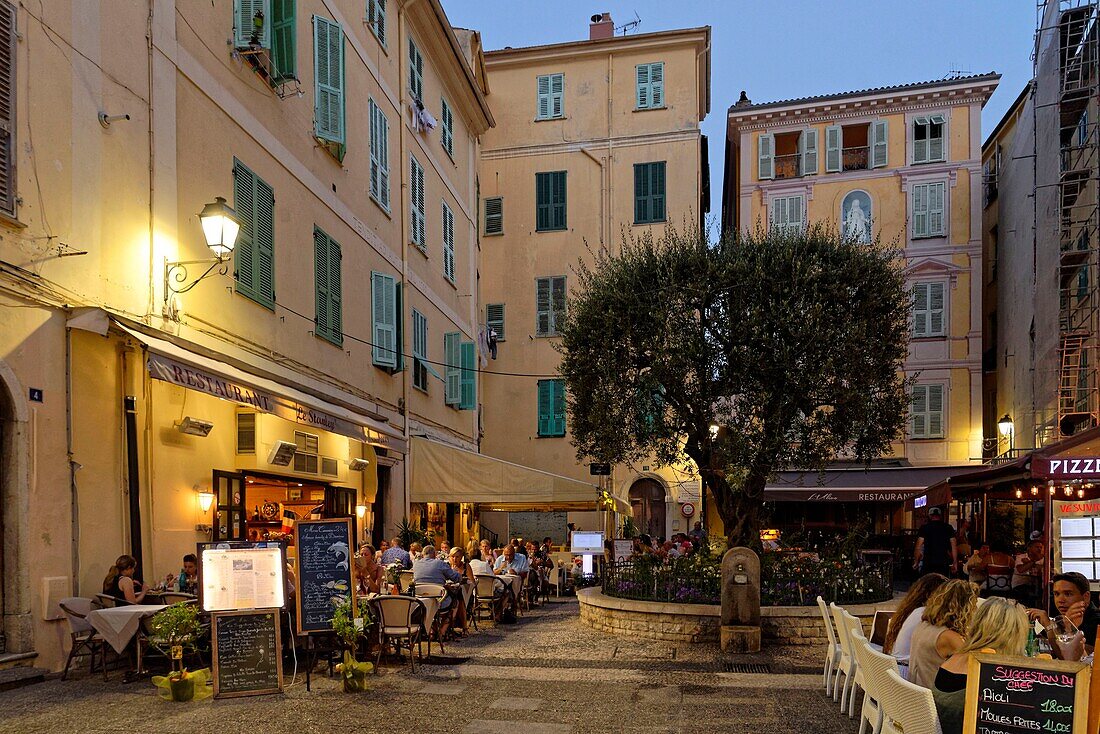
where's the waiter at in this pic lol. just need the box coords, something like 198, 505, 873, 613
913, 507, 957, 577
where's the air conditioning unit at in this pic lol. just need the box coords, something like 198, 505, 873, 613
268, 440, 297, 466
176, 417, 214, 437
349, 458, 371, 471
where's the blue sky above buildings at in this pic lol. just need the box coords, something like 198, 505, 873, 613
447, 0, 1037, 222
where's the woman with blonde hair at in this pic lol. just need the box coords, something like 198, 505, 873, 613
907, 579, 979, 688
883, 573, 948, 657
931, 598, 1028, 734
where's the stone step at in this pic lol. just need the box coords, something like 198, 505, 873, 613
0, 666, 47, 692
0, 651, 39, 671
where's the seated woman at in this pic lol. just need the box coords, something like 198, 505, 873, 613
355, 544, 383, 595
102, 554, 152, 605
448, 546, 476, 635
931, 597, 1029, 734
883, 573, 948, 675
908, 579, 978, 688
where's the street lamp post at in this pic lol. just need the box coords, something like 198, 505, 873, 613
997, 414, 1014, 453
164, 197, 241, 307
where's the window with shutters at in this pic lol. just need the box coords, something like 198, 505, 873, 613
761, 130, 816, 179
441, 96, 454, 159
270, 0, 296, 80
912, 181, 946, 238
236, 412, 256, 454
313, 16, 345, 160
234, 0, 271, 49
0, 0, 13, 219
367, 0, 386, 47
232, 159, 276, 309
410, 155, 425, 251
459, 341, 476, 410
371, 271, 399, 369
912, 114, 946, 164
825, 123, 878, 173
484, 197, 503, 236
444, 332, 461, 405
412, 310, 430, 391
635, 62, 665, 110
910, 383, 945, 439
293, 431, 320, 473
313, 227, 343, 346
911, 281, 947, 338
537, 379, 566, 437
442, 201, 455, 284
369, 98, 390, 211
408, 38, 423, 102
486, 303, 505, 341
536, 73, 564, 120
535, 276, 566, 336
634, 162, 666, 224
769, 195, 805, 235
535, 171, 567, 231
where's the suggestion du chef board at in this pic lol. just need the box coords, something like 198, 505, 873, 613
963, 653, 1090, 734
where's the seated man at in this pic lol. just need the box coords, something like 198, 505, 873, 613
380, 537, 412, 569
412, 546, 463, 636
1028, 571, 1100, 660
494, 544, 529, 576
469, 549, 514, 621
175, 553, 198, 595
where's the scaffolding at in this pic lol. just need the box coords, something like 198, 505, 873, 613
1041, 1, 1100, 439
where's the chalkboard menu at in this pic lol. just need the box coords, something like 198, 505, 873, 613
964, 653, 1089, 734
211, 610, 283, 698
295, 518, 354, 634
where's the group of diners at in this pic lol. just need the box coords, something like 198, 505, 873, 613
100, 553, 198, 605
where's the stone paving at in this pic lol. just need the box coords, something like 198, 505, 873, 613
0, 599, 861, 733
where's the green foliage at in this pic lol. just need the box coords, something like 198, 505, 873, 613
331, 596, 374, 653
558, 223, 911, 547
618, 515, 638, 539
396, 516, 433, 549
986, 502, 1024, 555
149, 602, 201, 678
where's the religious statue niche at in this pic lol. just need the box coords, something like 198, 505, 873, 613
841, 190, 872, 244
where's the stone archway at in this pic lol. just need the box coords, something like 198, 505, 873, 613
0, 359, 30, 655
628, 478, 666, 540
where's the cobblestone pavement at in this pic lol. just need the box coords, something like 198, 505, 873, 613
0, 600, 861, 734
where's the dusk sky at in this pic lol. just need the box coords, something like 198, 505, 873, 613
447, 0, 1037, 220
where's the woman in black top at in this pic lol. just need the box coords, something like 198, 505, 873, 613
931, 598, 1029, 734
102, 554, 151, 605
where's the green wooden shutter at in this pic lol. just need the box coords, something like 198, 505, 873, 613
459, 341, 476, 410
372, 272, 397, 368
910, 384, 927, 437
825, 125, 841, 172
441, 96, 454, 157
537, 380, 553, 436
551, 171, 566, 229
758, 133, 774, 180
928, 115, 945, 161
928, 384, 944, 437
368, 0, 386, 45
913, 184, 929, 237
535, 173, 551, 231
649, 62, 664, 108
551, 276, 566, 334
270, 0, 295, 80
536, 75, 551, 119
913, 117, 929, 164
872, 120, 888, 168
486, 303, 505, 341
328, 237, 342, 344
314, 227, 330, 341
550, 73, 564, 118
928, 182, 945, 236
550, 380, 566, 436
233, 160, 256, 298
651, 162, 665, 221
912, 283, 929, 336
484, 197, 503, 235
313, 16, 344, 146
0, 0, 15, 218
536, 278, 551, 335
254, 176, 276, 307
235, 0, 270, 48
410, 155, 425, 249
444, 332, 461, 405
369, 100, 390, 210
801, 128, 818, 175
929, 281, 945, 335
442, 201, 455, 283
408, 38, 423, 101
395, 281, 404, 371
634, 163, 649, 223
636, 64, 650, 109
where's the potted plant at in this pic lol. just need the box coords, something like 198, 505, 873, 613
148, 602, 210, 702
332, 597, 374, 692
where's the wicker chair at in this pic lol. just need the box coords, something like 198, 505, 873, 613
817, 595, 842, 696
852, 632, 901, 734
474, 574, 501, 623
878, 668, 944, 734
370, 595, 425, 672
59, 597, 109, 681
413, 583, 452, 656
830, 603, 859, 711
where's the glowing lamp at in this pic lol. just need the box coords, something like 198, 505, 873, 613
200, 197, 240, 258
198, 491, 216, 513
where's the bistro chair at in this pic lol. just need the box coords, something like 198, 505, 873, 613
158, 592, 197, 605
413, 583, 452, 656
399, 570, 414, 592
59, 597, 109, 681
817, 595, 842, 696
94, 593, 119, 608
852, 633, 901, 734
878, 668, 943, 734
474, 574, 501, 623
370, 595, 425, 673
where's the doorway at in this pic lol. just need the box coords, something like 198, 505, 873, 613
629, 479, 667, 539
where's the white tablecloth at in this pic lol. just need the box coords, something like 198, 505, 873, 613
414, 593, 441, 638
500, 574, 523, 600
87, 605, 168, 654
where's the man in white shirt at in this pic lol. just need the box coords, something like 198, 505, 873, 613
493, 544, 529, 575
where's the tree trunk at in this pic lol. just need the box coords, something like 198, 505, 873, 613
703, 470, 764, 551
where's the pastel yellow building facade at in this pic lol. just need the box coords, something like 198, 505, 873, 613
721, 74, 999, 534
0, 0, 490, 671
478, 16, 711, 540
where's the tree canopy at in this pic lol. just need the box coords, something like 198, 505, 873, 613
558, 224, 912, 548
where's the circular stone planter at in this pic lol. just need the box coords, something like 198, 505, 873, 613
577, 587, 897, 645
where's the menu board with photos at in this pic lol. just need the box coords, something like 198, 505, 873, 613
295, 518, 354, 634
200, 545, 285, 612
1055, 502, 1100, 583
211, 610, 283, 698
963, 653, 1089, 734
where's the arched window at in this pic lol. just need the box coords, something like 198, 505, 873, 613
841, 190, 872, 243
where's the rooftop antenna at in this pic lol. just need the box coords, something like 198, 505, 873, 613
943, 62, 972, 80
617, 11, 641, 36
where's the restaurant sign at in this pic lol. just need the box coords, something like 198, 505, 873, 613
1034, 456, 1100, 480
764, 488, 924, 503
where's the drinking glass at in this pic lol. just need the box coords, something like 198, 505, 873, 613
1048, 616, 1086, 661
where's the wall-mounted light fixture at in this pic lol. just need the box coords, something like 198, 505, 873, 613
198, 491, 216, 513
164, 197, 240, 305
1030, 485, 1039, 497
1079, 488, 1086, 499
355, 504, 367, 519
1015, 488, 1023, 499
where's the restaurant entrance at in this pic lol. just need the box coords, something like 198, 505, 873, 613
629, 479, 666, 539
210, 469, 355, 542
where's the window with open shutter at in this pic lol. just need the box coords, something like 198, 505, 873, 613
367, 0, 386, 46
442, 201, 455, 283
270, 0, 296, 80
537, 379, 566, 437
313, 16, 345, 152
369, 99, 390, 211
910, 384, 945, 438
441, 96, 454, 158
536, 171, 567, 231
536, 73, 563, 120
913, 116, 945, 164
800, 129, 818, 175
459, 342, 476, 410
484, 197, 503, 235
825, 126, 841, 173
314, 227, 342, 346
235, 0, 271, 48
444, 332, 461, 405
411, 310, 439, 391
410, 155, 425, 250
871, 119, 888, 168
371, 272, 398, 368
0, 0, 14, 219
758, 133, 774, 180
634, 162, 666, 224
232, 159, 276, 309
408, 38, 423, 101
535, 276, 566, 336
636, 62, 665, 109
486, 303, 505, 341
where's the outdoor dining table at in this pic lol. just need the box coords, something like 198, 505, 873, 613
500, 573, 523, 601
86, 604, 168, 654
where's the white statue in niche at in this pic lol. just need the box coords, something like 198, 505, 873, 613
842, 192, 872, 243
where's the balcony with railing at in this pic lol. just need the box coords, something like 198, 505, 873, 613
842, 146, 869, 171
774, 153, 802, 179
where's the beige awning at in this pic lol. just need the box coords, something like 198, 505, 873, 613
410, 436, 604, 506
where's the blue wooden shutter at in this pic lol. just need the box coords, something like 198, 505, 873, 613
536, 75, 551, 119
537, 380, 552, 436
636, 64, 650, 109
314, 227, 330, 341
270, 0, 295, 79
372, 272, 397, 367
459, 342, 476, 410
313, 16, 344, 146
444, 332, 461, 405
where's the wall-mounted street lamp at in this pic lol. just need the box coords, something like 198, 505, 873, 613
198, 490, 216, 513
997, 414, 1014, 452
164, 197, 240, 303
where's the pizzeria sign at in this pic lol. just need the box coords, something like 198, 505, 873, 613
1033, 456, 1100, 480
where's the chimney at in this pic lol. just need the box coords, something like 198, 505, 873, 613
589, 12, 613, 41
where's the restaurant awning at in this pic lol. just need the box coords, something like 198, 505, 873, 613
111, 320, 407, 453
765, 464, 987, 502
409, 436, 624, 510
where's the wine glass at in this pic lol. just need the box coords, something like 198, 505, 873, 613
1048, 616, 1085, 661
